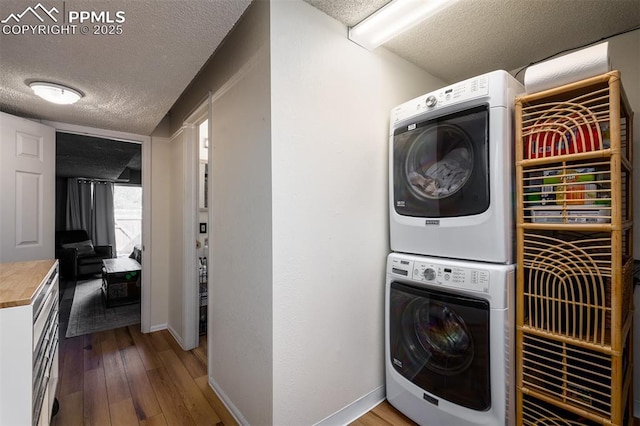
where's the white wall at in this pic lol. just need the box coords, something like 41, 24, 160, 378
209, 43, 273, 424
165, 3, 638, 424
168, 2, 273, 424
606, 30, 640, 256
149, 136, 171, 328
269, 2, 445, 424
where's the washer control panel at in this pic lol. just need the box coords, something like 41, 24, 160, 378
389, 256, 490, 293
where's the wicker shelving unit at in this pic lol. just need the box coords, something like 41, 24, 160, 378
515, 71, 634, 425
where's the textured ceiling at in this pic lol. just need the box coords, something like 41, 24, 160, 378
1, 0, 638, 140
305, 0, 640, 84
0, 0, 251, 135
305, 0, 391, 27
56, 132, 140, 181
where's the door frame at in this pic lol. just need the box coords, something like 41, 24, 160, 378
181, 94, 212, 350
43, 121, 153, 333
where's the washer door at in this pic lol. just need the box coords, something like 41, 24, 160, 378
393, 105, 489, 218
389, 281, 491, 411
407, 299, 474, 375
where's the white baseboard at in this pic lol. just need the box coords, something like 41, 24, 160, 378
149, 323, 167, 333
314, 385, 386, 426
208, 375, 249, 425
205, 379, 385, 425
166, 324, 184, 348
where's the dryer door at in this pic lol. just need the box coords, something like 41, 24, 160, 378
389, 281, 491, 410
393, 105, 489, 218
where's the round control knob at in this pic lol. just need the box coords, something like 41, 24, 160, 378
423, 268, 436, 281
425, 95, 437, 107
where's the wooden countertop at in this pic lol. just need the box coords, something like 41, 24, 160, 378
0, 259, 57, 308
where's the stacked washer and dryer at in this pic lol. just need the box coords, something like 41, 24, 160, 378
385, 71, 523, 425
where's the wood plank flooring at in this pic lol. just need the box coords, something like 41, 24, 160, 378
353, 402, 640, 426
350, 401, 416, 426
52, 326, 236, 426
52, 277, 639, 425
51, 323, 410, 426
52, 280, 412, 426
52, 278, 236, 426
50, 316, 413, 426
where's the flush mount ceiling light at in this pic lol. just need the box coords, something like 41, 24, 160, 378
348, 0, 458, 51
29, 82, 83, 105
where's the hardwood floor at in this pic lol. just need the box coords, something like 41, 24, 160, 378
52, 324, 236, 426
52, 326, 640, 426
52, 278, 637, 426
52, 317, 412, 426
52, 277, 235, 425
353, 403, 640, 426
351, 401, 416, 426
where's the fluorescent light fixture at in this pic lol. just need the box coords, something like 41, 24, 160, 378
348, 0, 457, 50
29, 82, 83, 105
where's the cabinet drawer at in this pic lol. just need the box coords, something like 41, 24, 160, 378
0, 259, 59, 426
33, 329, 58, 425
33, 274, 58, 351
32, 266, 59, 426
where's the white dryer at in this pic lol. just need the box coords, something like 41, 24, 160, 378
389, 70, 523, 264
385, 252, 514, 425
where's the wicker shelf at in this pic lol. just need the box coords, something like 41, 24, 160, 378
516, 71, 634, 426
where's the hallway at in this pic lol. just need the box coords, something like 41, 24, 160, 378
53, 277, 231, 425
52, 324, 232, 426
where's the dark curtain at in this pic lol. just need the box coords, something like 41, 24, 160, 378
65, 179, 116, 249
65, 178, 92, 232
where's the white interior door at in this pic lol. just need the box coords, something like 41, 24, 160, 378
0, 112, 55, 262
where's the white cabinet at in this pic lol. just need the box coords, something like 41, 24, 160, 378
0, 260, 59, 426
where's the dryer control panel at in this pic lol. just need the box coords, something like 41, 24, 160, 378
389, 256, 490, 293
390, 74, 490, 124
428, 75, 489, 110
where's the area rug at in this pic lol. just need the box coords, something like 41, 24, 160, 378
65, 278, 140, 338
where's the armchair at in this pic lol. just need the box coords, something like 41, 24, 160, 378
55, 230, 113, 281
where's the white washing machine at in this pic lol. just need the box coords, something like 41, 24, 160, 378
389, 70, 523, 264
385, 252, 514, 425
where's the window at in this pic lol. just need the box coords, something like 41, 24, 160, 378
113, 185, 142, 257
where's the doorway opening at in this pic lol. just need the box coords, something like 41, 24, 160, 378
176, 96, 211, 351
54, 131, 144, 338
196, 116, 209, 343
